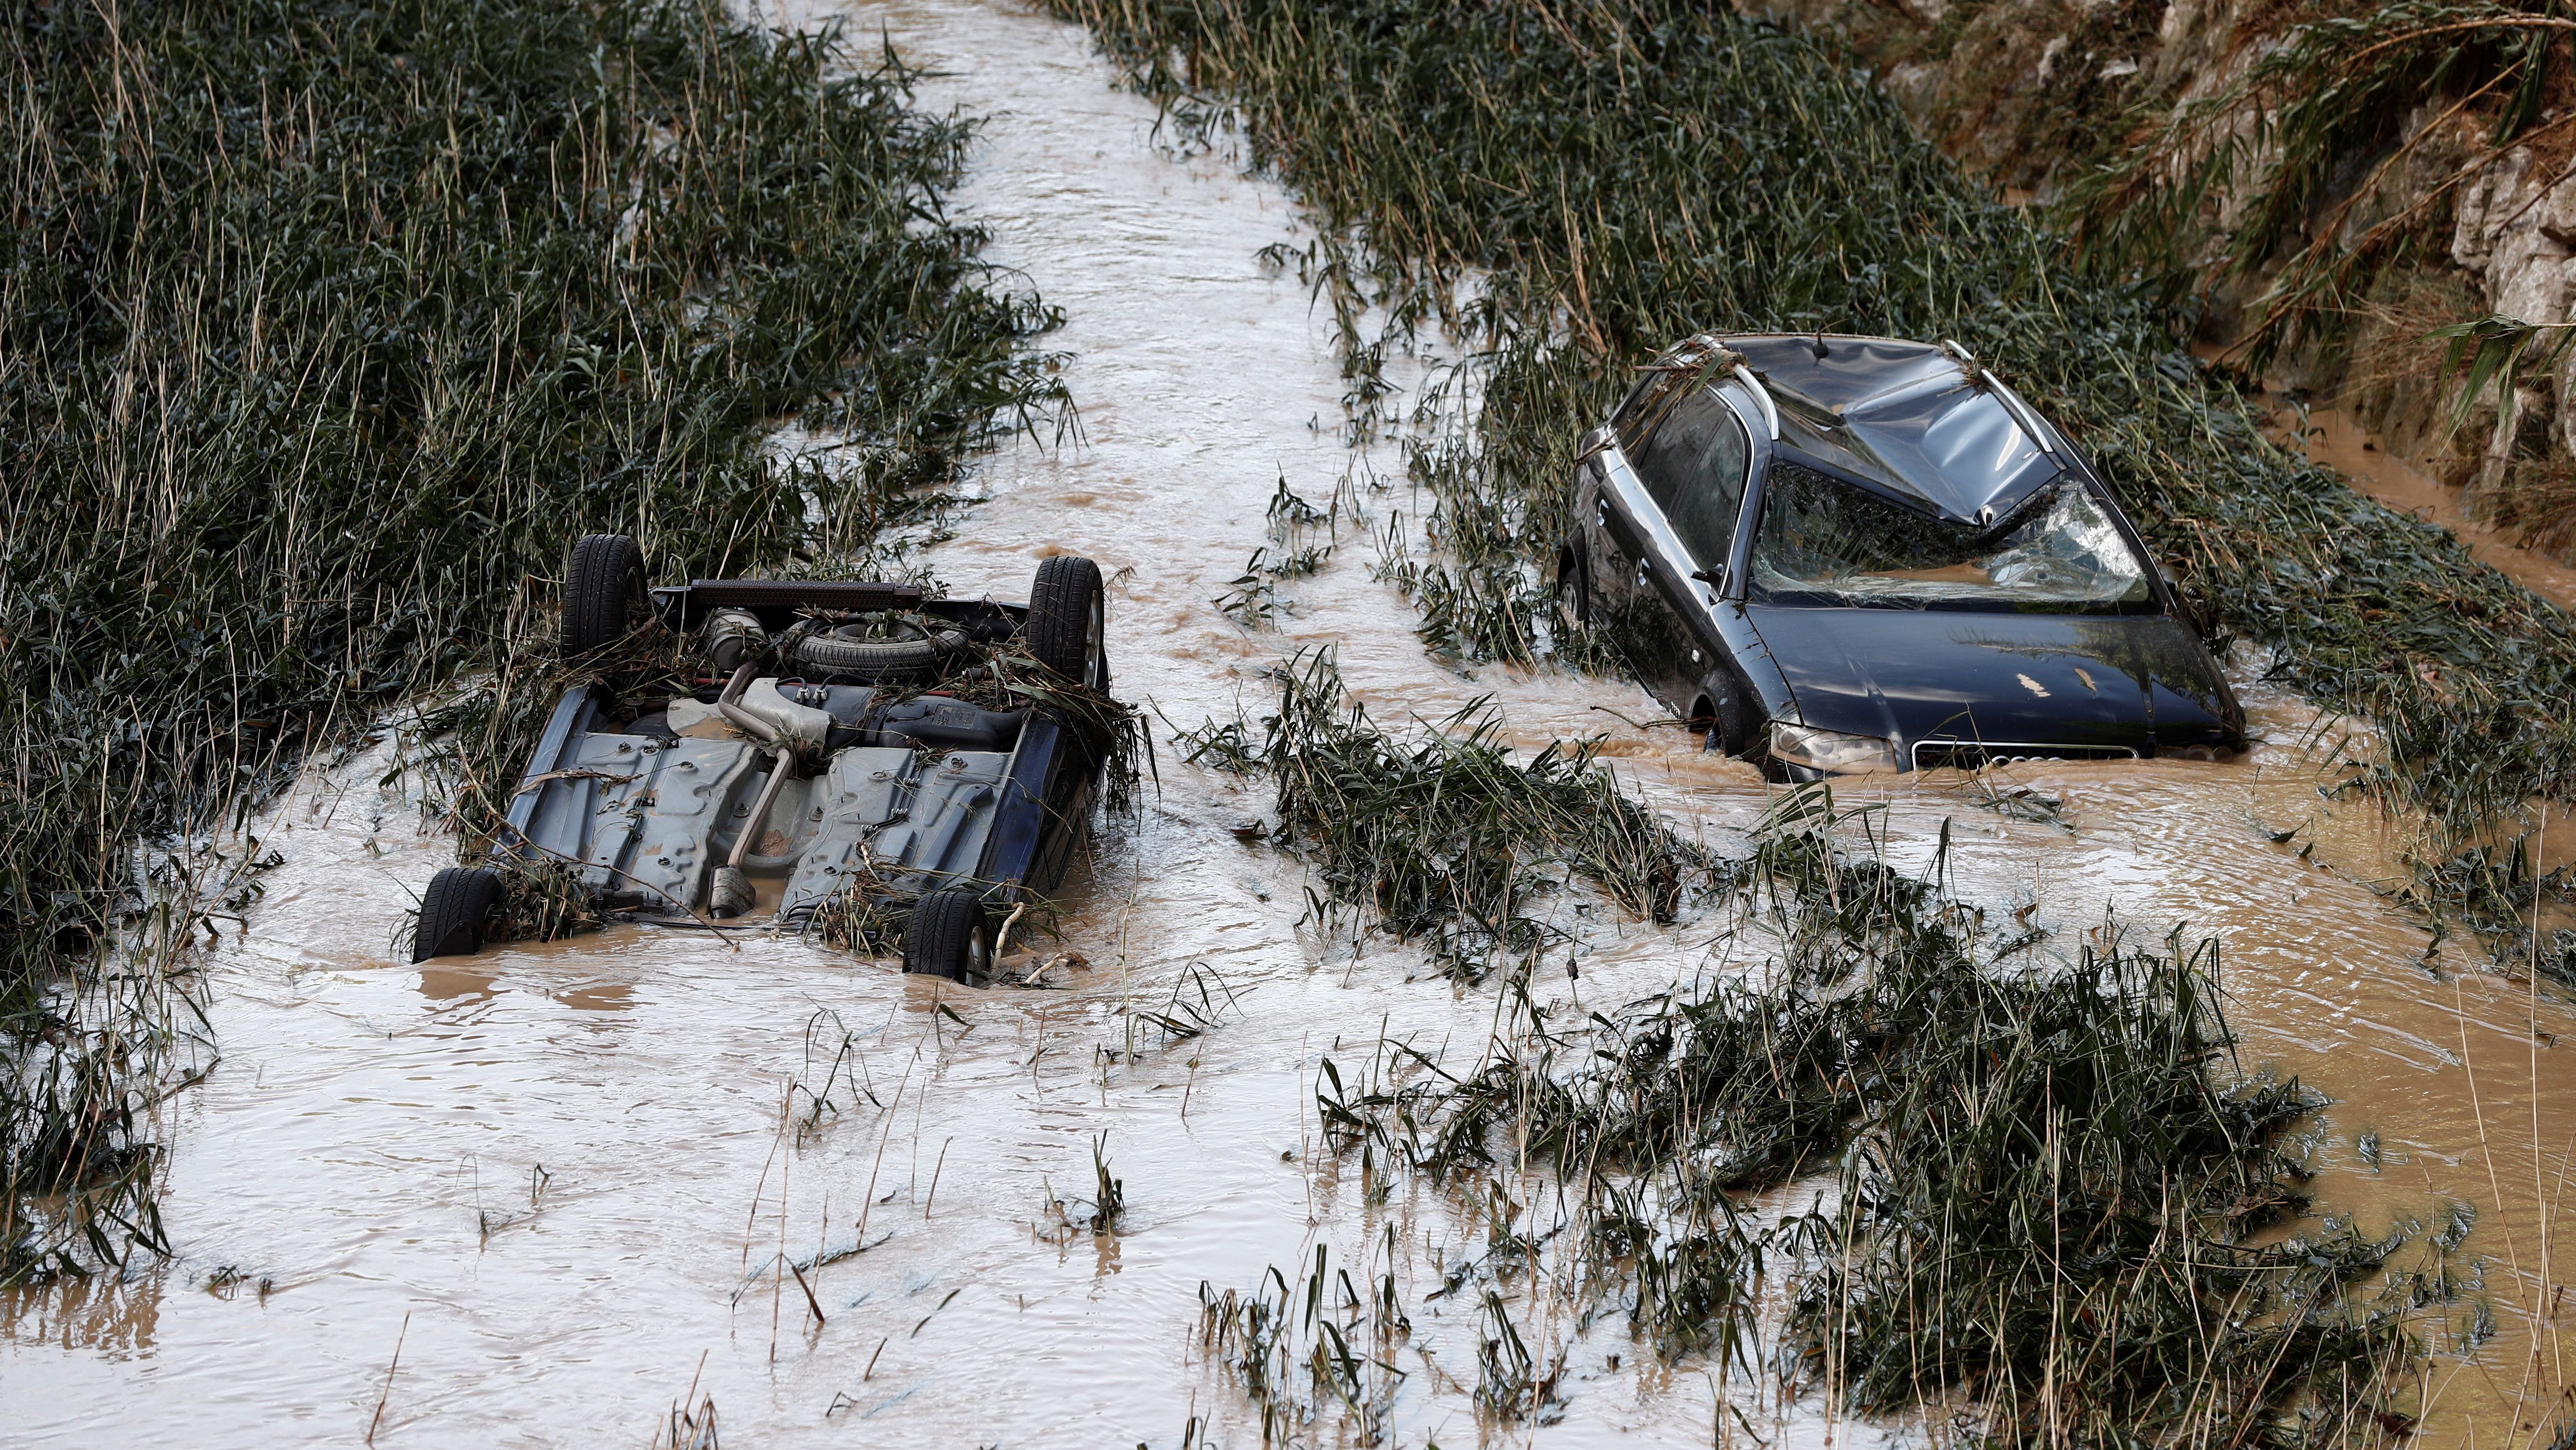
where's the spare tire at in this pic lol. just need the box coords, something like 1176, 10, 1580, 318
787, 617, 968, 683
903, 889, 992, 981
563, 534, 646, 657
413, 866, 500, 962
1023, 555, 1105, 687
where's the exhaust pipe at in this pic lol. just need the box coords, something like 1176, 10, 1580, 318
708, 664, 795, 920
707, 746, 793, 918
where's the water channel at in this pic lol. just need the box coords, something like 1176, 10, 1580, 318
5, 2, 2571, 1443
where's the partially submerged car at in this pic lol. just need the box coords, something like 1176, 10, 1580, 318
1561, 334, 2242, 775
410, 534, 1114, 979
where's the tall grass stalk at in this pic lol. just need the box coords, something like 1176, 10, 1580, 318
1051, 0, 2575, 853
1, 0, 1063, 1283
1188, 654, 2435, 1437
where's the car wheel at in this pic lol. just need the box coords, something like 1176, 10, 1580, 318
903, 889, 993, 981
413, 866, 500, 962
1702, 671, 1760, 759
563, 533, 646, 657
1554, 543, 1590, 633
1024, 555, 1106, 688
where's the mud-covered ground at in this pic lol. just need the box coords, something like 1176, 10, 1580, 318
5, 2, 2572, 1444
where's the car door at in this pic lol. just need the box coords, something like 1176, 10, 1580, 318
1597, 383, 1742, 708
1640, 396, 1754, 709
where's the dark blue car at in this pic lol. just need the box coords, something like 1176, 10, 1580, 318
1561, 334, 2243, 776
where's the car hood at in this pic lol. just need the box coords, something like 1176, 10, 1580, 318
1744, 606, 2241, 761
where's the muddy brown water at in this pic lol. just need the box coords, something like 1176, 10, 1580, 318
6, 2, 2574, 1443
2267, 401, 2576, 616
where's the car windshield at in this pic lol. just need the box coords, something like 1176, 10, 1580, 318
1750, 463, 2151, 608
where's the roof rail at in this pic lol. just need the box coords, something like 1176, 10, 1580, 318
1730, 363, 1781, 441
1979, 371, 2059, 456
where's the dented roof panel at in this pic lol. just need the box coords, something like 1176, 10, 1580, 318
1728, 334, 2062, 522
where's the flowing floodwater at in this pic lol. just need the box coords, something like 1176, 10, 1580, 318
7, 2, 2574, 1443
2263, 400, 2576, 615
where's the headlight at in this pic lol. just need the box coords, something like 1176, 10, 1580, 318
1769, 722, 1900, 774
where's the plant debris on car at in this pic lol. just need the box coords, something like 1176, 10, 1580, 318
408, 535, 1136, 982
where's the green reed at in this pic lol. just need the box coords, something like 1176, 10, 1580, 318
1, 0, 1061, 1283
1051, 0, 2575, 855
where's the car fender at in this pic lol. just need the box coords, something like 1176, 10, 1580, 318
1705, 602, 1797, 730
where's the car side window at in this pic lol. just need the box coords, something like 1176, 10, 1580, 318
1626, 387, 1748, 576
1658, 404, 1750, 576
1626, 386, 1728, 503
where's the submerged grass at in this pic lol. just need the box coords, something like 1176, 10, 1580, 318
1179, 649, 1721, 981
1184, 659, 2434, 1438
1051, 0, 2576, 856
1324, 790, 2439, 1443
2, 0, 1062, 1283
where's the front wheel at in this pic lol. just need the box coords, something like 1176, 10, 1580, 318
903, 889, 993, 981
413, 866, 500, 962
1701, 671, 1760, 760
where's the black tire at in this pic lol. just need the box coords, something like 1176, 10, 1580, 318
1704, 669, 1760, 760
1700, 669, 1762, 762
563, 534, 645, 657
1555, 542, 1591, 632
788, 622, 967, 683
413, 866, 500, 963
903, 889, 993, 980
1023, 556, 1106, 688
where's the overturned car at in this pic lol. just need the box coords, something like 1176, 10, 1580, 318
1560, 333, 2243, 776
410, 534, 1116, 979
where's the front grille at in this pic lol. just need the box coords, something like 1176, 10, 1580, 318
1910, 738, 2140, 771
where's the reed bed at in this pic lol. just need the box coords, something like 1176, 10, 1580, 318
1186, 658, 2433, 1439
1343, 796, 2435, 1443
1179, 649, 1723, 981
1050, 0, 2576, 860
1, 0, 1062, 1283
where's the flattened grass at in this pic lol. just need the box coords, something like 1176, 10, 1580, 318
1350, 794, 2429, 1440
1054, 0, 2576, 848
1180, 649, 1721, 980
1, 0, 1060, 1281
1188, 655, 2430, 1439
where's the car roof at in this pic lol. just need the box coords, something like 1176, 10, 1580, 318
1724, 334, 2064, 523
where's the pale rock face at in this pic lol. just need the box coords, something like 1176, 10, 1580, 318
2451, 146, 2576, 327
2036, 34, 2070, 85
2151, 0, 2240, 94
2155, 0, 2196, 49
2450, 147, 2576, 474
1884, 61, 1944, 129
